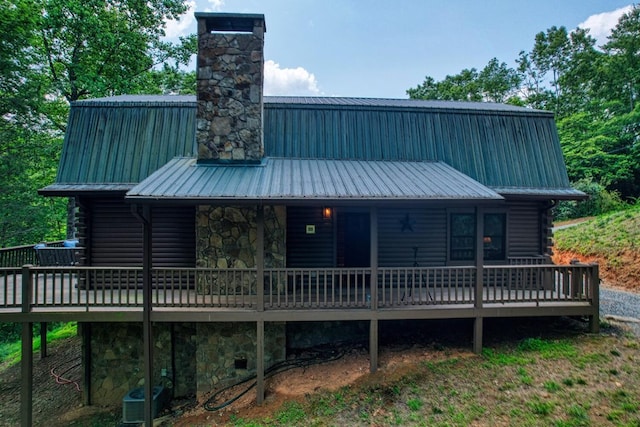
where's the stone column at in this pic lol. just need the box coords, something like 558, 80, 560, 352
195, 13, 265, 162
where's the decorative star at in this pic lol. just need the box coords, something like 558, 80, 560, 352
400, 213, 415, 232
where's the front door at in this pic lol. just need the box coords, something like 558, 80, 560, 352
337, 212, 370, 267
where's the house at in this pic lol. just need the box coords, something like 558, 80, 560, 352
6, 12, 599, 425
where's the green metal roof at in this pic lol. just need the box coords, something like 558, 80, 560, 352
41, 95, 582, 199
127, 157, 504, 202
44, 96, 196, 189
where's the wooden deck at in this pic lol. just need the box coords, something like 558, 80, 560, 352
4, 263, 599, 427
0, 264, 599, 323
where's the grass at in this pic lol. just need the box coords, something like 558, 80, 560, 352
220, 330, 640, 427
555, 203, 640, 259
0, 322, 77, 368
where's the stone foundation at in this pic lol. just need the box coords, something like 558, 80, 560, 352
87, 321, 286, 404
88, 323, 197, 404
196, 322, 286, 397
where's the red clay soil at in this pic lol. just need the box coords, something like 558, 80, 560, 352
553, 249, 640, 292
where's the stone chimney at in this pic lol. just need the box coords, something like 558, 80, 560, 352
195, 13, 266, 163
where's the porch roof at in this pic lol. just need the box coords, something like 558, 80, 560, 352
125, 157, 504, 203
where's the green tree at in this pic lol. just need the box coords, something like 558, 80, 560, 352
478, 58, 522, 103
603, 5, 640, 112
407, 58, 520, 104
0, 0, 196, 246
558, 108, 640, 198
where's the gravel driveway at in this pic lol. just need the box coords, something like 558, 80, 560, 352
600, 286, 640, 337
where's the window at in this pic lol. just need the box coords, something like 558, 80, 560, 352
483, 213, 506, 260
449, 212, 507, 261
450, 213, 475, 261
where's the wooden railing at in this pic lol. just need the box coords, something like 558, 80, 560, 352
264, 268, 370, 309
0, 241, 65, 268
0, 264, 599, 313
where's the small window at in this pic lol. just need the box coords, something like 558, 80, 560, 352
450, 213, 475, 261
449, 212, 507, 261
484, 213, 506, 260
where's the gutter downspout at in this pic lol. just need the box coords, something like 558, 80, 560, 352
132, 204, 154, 427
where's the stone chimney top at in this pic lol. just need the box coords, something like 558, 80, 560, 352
195, 13, 266, 163
194, 13, 266, 33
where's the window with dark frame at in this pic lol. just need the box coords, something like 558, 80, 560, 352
483, 213, 506, 260
450, 213, 475, 261
449, 212, 507, 261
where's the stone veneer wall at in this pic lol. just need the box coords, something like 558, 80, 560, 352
196, 16, 265, 161
196, 322, 286, 397
196, 205, 286, 270
87, 321, 286, 404
88, 323, 196, 404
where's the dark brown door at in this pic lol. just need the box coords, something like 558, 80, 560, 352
338, 212, 370, 267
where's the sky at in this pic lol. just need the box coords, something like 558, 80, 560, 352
163, 1, 635, 99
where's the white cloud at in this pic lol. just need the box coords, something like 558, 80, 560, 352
205, 0, 225, 12
164, 0, 196, 38
578, 5, 633, 47
264, 60, 321, 96
164, 0, 225, 39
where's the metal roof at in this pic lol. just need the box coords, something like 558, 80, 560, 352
265, 96, 550, 114
52, 98, 196, 187
490, 187, 588, 200
74, 95, 546, 114
39, 183, 133, 196
46, 94, 582, 199
126, 157, 504, 202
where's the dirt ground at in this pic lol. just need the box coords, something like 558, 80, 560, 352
0, 337, 84, 427
552, 249, 640, 292
0, 334, 472, 426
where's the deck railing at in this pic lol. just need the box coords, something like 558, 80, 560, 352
0, 241, 64, 268
264, 268, 370, 309
0, 264, 599, 313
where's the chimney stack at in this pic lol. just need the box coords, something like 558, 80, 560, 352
195, 13, 266, 163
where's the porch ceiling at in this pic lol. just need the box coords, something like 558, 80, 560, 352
125, 157, 504, 203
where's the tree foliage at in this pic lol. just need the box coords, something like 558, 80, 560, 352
408, 5, 640, 203
0, 0, 196, 247
407, 58, 521, 103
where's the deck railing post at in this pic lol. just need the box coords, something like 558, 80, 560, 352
589, 263, 600, 333
21, 265, 33, 313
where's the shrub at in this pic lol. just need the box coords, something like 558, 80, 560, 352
554, 178, 626, 220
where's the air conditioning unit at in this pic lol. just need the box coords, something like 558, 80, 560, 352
122, 386, 169, 424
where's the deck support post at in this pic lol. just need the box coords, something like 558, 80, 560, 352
81, 322, 92, 406
256, 319, 265, 405
473, 317, 483, 354
369, 207, 378, 372
40, 322, 47, 358
369, 318, 378, 373
21, 322, 33, 427
473, 208, 484, 354
134, 204, 155, 427
20, 265, 33, 427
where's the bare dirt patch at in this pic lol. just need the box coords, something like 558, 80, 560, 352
553, 249, 640, 292
0, 337, 84, 427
